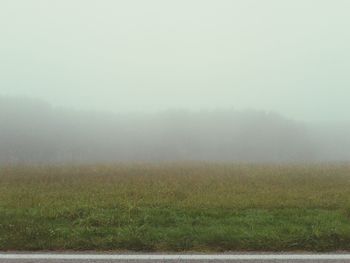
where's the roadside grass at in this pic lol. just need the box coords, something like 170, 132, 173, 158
0, 163, 350, 251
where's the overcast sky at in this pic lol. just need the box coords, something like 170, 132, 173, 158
1, 0, 349, 121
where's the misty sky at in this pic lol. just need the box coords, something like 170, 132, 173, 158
1, 0, 350, 121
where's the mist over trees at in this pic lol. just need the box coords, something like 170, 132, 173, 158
0, 96, 349, 164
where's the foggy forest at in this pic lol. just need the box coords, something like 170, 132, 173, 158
1, 96, 349, 165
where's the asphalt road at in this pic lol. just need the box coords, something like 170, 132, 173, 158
1, 260, 350, 263
1, 254, 350, 263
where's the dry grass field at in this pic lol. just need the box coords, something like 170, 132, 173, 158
1, 163, 350, 251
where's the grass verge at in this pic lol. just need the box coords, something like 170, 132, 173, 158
0, 163, 350, 251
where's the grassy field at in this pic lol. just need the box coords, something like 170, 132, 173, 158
0, 163, 350, 251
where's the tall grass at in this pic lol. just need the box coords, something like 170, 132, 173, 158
0, 163, 350, 251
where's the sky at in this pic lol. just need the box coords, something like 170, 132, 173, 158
0, 0, 350, 121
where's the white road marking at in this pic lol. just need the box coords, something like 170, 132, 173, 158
0, 254, 350, 260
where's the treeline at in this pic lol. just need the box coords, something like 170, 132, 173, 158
0, 96, 349, 164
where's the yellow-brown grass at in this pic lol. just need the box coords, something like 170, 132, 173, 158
1, 163, 350, 251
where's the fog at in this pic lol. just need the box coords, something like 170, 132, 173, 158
0, 96, 349, 164
1, 0, 350, 121
0, 1, 349, 164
